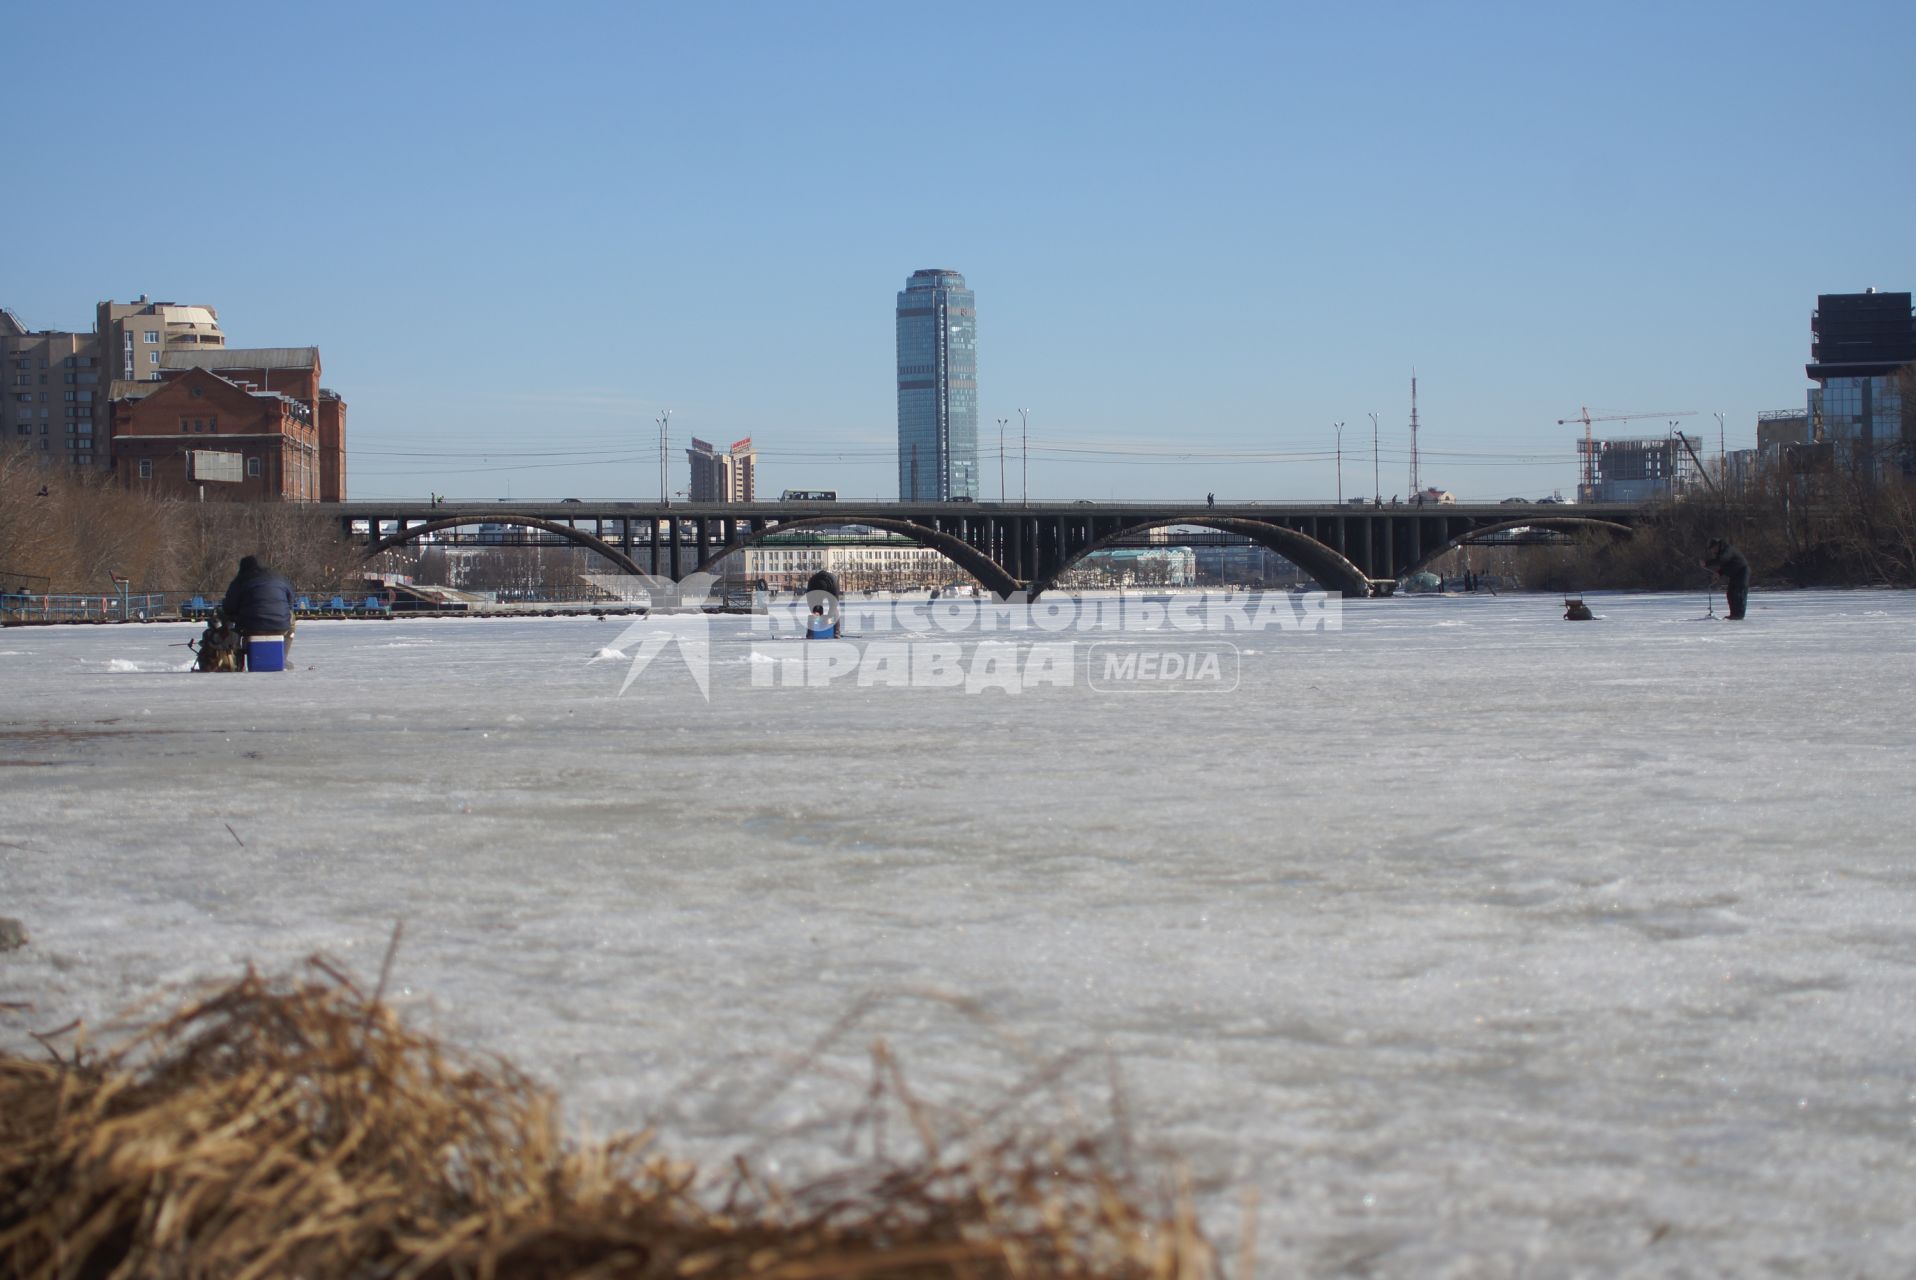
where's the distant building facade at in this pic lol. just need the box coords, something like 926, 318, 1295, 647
107, 347, 343, 501
1193, 544, 1307, 586
1057, 547, 1197, 588
97, 298, 226, 387
110, 366, 320, 500
2, 298, 346, 500
1585, 434, 1705, 502
153, 347, 346, 500
1806, 289, 1914, 480
1756, 410, 1809, 453
0, 297, 224, 469
686, 436, 757, 503
895, 269, 978, 501
1, 311, 100, 465
739, 538, 948, 590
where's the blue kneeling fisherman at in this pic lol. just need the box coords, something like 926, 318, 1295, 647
804, 569, 841, 640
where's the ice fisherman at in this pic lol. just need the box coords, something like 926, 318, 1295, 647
804, 568, 841, 640
1701, 538, 1749, 621
221, 555, 297, 665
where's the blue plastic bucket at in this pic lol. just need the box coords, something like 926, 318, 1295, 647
246, 634, 286, 672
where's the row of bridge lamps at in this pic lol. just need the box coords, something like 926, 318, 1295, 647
1331, 415, 1389, 506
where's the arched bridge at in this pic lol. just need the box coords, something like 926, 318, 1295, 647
335, 499, 1645, 598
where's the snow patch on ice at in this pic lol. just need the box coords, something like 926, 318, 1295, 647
103, 657, 194, 673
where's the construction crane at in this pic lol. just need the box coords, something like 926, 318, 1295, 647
1556, 407, 1696, 499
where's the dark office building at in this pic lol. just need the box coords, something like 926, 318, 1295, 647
1806, 289, 1915, 479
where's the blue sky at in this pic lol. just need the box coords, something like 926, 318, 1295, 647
5, 1, 1912, 502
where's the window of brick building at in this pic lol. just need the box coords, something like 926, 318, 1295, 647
246, 457, 260, 477
138, 459, 152, 479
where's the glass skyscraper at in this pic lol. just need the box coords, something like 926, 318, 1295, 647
896, 269, 978, 501
1806, 290, 1914, 480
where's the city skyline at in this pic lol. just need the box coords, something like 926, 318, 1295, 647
3, 1, 1912, 502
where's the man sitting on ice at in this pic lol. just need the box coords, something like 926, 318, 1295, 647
220, 556, 297, 667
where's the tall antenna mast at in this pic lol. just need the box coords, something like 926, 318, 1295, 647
1408, 370, 1421, 496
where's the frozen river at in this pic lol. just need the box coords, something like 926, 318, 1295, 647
3, 589, 1914, 1276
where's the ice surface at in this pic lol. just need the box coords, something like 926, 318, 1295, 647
4, 591, 1916, 1276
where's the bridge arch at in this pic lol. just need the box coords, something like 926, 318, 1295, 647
691, 515, 1022, 598
1039, 515, 1374, 597
364, 514, 647, 577
1403, 516, 1636, 578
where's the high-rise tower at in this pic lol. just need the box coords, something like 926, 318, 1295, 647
1806, 289, 1914, 480
685, 436, 757, 503
895, 269, 978, 501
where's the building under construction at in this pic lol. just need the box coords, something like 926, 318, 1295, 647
1578, 434, 1705, 502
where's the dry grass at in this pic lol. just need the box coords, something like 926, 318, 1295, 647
0, 961, 1221, 1280
0, 448, 354, 595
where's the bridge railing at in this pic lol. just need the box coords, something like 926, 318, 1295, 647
334, 498, 1641, 515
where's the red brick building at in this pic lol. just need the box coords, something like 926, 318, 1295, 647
108, 346, 348, 501
110, 367, 321, 500
317, 388, 346, 500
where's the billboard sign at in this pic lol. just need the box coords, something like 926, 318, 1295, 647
188, 450, 245, 483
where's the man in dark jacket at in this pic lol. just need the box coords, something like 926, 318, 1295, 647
1702, 538, 1749, 620
221, 556, 297, 660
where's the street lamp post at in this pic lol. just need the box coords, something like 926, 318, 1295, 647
1018, 407, 1029, 505
998, 417, 1008, 502
657, 410, 671, 507
1334, 422, 1344, 504
1714, 411, 1726, 473
1368, 412, 1379, 502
